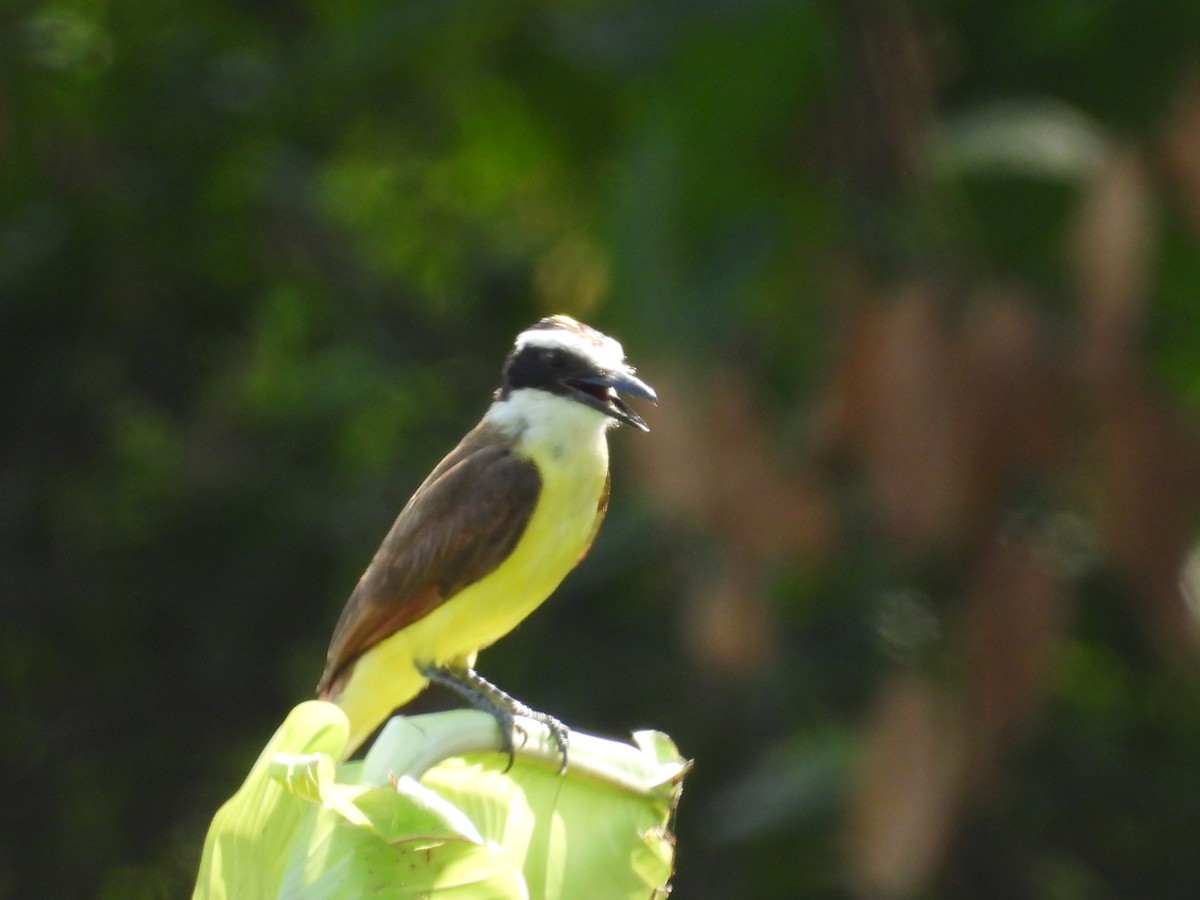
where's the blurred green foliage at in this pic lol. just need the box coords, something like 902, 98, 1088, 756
5, 1, 1200, 897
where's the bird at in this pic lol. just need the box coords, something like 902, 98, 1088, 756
316, 315, 656, 766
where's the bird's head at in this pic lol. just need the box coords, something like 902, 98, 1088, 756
498, 315, 657, 431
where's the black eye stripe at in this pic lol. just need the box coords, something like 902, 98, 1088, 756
502, 344, 589, 395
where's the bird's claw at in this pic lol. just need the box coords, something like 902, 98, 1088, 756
419, 663, 570, 773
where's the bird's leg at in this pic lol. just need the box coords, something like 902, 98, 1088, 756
418, 662, 570, 774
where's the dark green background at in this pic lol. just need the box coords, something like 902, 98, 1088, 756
5, 1, 1200, 896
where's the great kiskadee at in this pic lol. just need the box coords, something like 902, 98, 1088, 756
316, 315, 655, 763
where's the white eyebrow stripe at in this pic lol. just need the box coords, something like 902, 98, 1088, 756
515, 327, 627, 370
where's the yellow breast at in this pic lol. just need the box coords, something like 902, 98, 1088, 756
417, 392, 611, 660
333, 392, 611, 753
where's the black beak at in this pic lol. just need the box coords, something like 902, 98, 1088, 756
567, 368, 657, 431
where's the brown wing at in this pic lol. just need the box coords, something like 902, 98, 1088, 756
316, 421, 541, 699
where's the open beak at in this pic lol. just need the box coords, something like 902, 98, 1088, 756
567, 368, 657, 431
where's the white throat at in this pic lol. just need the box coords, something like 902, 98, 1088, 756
485, 388, 613, 462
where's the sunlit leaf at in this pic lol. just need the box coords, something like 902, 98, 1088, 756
193, 704, 686, 899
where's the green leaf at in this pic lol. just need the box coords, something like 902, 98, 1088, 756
192, 701, 349, 899
193, 703, 687, 899
408, 721, 686, 900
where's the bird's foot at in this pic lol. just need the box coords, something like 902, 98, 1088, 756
418, 662, 569, 774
